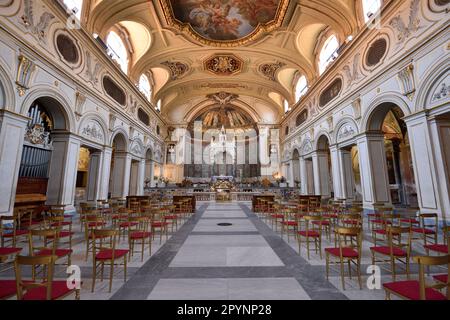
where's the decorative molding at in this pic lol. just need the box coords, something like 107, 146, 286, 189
20, 0, 55, 43
259, 61, 286, 81
130, 141, 143, 157
129, 95, 137, 114
74, 91, 86, 121
389, 0, 421, 43
207, 92, 239, 105
327, 116, 334, 132
199, 82, 248, 90
432, 82, 450, 102
397, 63, 416, 100
204, 54, 243, 76
352, 97, 362, 120
337, 124, 356, 142
343, 53, 361, 86
15, 53, 36, 97
24, 124, 50, 147
81, 120, 104, 143
161, 61, 189, 80
302, 140, 313, 154
84, 51, 102, 85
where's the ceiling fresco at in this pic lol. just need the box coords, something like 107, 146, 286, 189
161, 0, 290, 46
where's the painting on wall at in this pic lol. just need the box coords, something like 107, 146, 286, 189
162, 0, 289, 45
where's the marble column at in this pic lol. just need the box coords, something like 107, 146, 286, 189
330, 145, 344, 199
98, 147, 112, 200
288, 160, 294, 187
0, 110, 29, 216
312, 151, 331, 197
86, 151, 102, 202
110, 152, 131, 198
137, 158, 146, 196
46, 133, 81, 209
339, 148, 356, 200
305, 159, 315, 195
356, 132, 391, 208
406, 112, 450, 219
300, 157, 307, 195
85, 147, 113, 202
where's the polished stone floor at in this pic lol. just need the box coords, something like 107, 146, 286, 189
1, 202, 444, 300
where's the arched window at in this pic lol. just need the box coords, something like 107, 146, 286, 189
318, 35, 339, 75
139, 74, 152, 101
362, 0, 382, 22
295, 75, 308, 102
106, 31, 128, 74
284, 100, 290, 113
63, 0, 83, 20
156, 99, 162, 112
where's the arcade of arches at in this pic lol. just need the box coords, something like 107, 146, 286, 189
0, 0, 449, 301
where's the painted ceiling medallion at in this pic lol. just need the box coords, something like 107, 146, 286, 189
204, 54, 243, 75
161, 61, 189, 80
160, 0, 290, 47
259, 61, 286, 81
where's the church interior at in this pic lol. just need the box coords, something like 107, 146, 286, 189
0, 0, 449, 301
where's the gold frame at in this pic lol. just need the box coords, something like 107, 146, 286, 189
159, 0, 290, 47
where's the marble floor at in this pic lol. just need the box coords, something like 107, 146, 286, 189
1, 202, 445, 300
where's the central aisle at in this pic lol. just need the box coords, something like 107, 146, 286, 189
111, 202, 348, 300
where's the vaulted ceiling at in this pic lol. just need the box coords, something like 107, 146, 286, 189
83, 0, 361, 126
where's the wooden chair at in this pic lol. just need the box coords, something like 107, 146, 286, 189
371, 213, 401, 246
424, 226, 450, 256
411, 213, 439, 246
280, 207, 298, 242
325, 227, 363, 290
91, 229, 129, 293
15, 255, 81, 300
151, 209, 169, 244
128, 216, 152, 262
383, 254, 450, 300
28, 228, 72, 275
370, 226, 412, 281
84, 215, 107, 261
297, 216, 323, 260
0, 216, 29, 248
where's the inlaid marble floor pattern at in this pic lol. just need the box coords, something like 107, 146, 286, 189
2, 202, 442, 300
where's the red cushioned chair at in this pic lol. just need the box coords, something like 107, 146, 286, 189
269, 204, 284, 232
0, 280, 17, 300
28, 228, 72, 278
91, 229, 129, 293
412, 213, 438, 247
325, 227, 363, 290
84, 215, 107, 261
281, 207, 299, 242
298, 215, 323, 260
151, 208, 169, 244
0, 247, 22, 274
383, 254, 450, 300
424, 226, 449, 256
371, 213, 401, 247
15, 255, 80, 300
128, 216, 152, 262
370, 226, 411, 281
163, 206, 179, 233
0, 216, 29, 248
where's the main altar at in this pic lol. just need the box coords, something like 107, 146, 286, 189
211, 176, 234, 202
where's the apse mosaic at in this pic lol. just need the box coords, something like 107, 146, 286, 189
161, 0, 289, 46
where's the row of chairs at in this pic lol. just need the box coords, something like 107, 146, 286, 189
0, 197, 196, 299
253, 199, 450, 299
